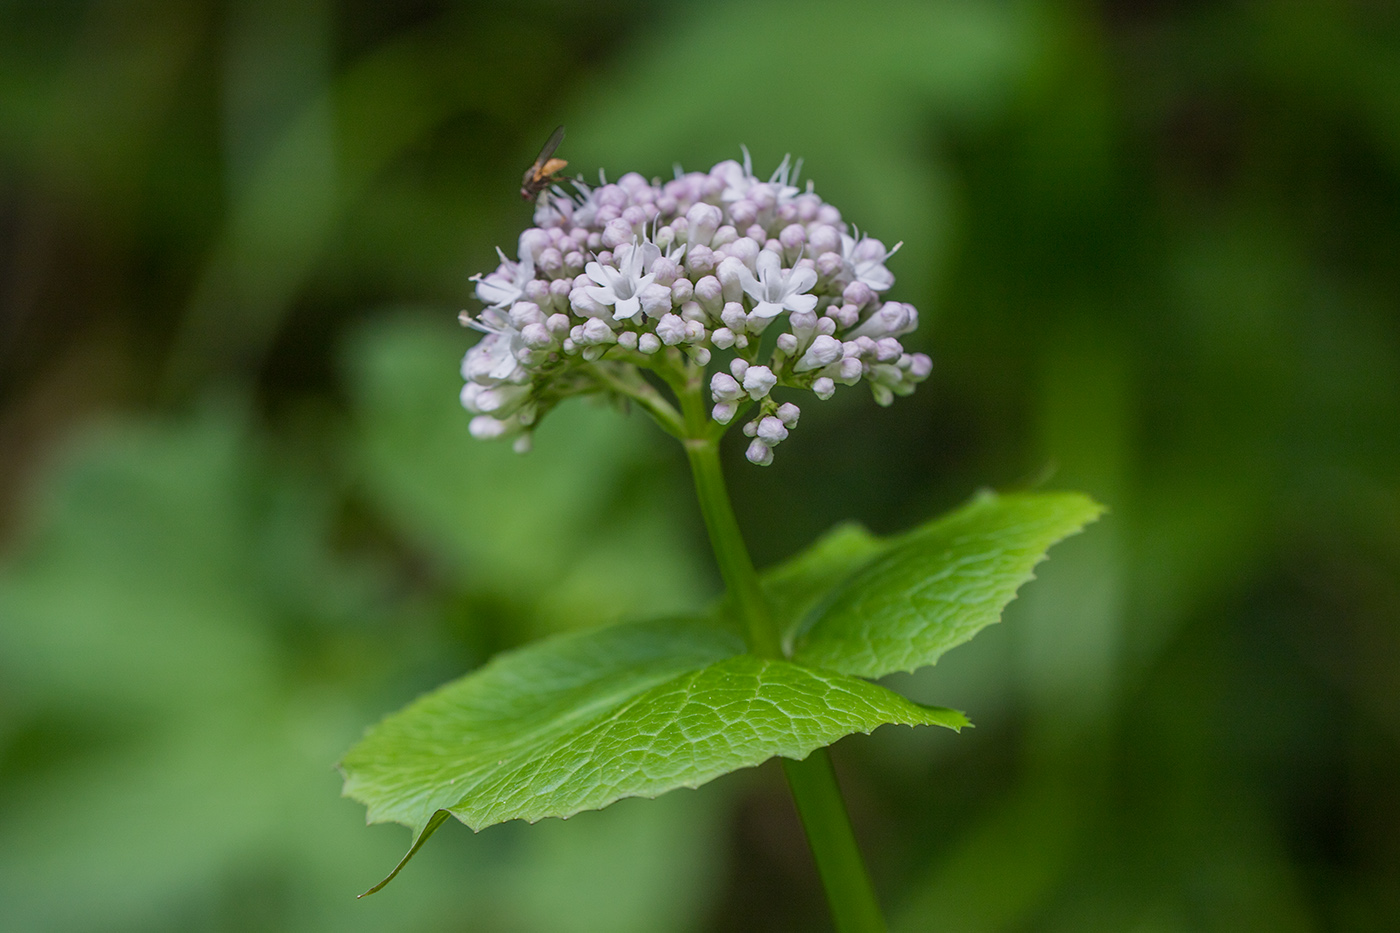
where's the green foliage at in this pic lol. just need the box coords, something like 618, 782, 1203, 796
795, 492, 1105, 678
345, 312, 708, 636
340, 491, 1096, 886
0, 374, 724, 932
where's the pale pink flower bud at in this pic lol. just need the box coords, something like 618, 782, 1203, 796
601, 218, 634, 249
796, 334, 844, 372
729, 199, 758, 228
521, 322, 553, 349
694, 275, 723, 311
524, 279, 550, 304
716, 257, 748, 302
469, 415, 508, 439
745, 438, 774, 466
538, 248, 564, 276
686, 202, 722, 247
843, 280, 874, 308
518, 227, 551, 260
779, 223, 805, 254
639, 282, 673, 318
710, 371, 744, 401
816, 252, 845, 279
742, 365, 777, 399
875, 337, 903, 362
656, 313, 688, 346
721, 302, 748, 332
686, 245, 715, 275
756, 415, 788, 445
650, 256, 680, 286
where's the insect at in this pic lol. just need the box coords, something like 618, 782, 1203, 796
520, 125, 568, 201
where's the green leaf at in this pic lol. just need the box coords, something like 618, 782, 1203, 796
760, 521, 888, 645
793, 491, 1105, 679
342, 489, 1096, 891
340, 615, 964, 889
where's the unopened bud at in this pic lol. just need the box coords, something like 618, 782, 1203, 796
602, 218, 633, 249
757, 416, 789, 445
796, 334, 844, 372
745, 438, 774, 466
657, 313, 687, 346
742, 365, 777, 399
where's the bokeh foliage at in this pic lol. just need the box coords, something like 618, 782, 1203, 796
1, 1, 1397, 931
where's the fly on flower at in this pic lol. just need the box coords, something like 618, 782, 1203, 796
520, 125, 568, 201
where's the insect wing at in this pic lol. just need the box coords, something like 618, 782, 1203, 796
521, 125, 566, 198
533, 125, 565, 172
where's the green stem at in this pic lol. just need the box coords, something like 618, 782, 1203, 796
683, 438, 782, 658
782, 752, 888, 933
679, 404, 887, 933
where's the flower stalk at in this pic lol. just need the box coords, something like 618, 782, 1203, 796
679, 383, 886, 933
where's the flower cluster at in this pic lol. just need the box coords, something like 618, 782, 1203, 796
460, 148, 931, 464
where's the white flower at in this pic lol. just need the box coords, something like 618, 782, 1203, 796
461, 308, 528, 384
714, 147, 759, 203
840, 234, 901, 292
461, 380, 530, 416
584, 238, 659, 321
738, 250, 818, 319
760, 153, 803, 205
714, 147, 803, 206
472, 248, 536, 308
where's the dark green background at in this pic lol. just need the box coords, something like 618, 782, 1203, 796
2, 1, 1397, 930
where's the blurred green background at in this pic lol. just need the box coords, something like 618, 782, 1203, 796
1, 0, 1397, 930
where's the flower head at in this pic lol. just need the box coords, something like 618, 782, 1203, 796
457, 148, 931, 463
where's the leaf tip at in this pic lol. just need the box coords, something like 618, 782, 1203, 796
358, 809, 452, 897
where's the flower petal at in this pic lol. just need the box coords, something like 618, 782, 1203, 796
784, 293, 819, 314
737, 267, 763, 303
755, 249, 783, 283
613, 296, 642, 320
785, 266, 818, 297
584, 285, 617, 305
